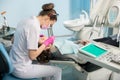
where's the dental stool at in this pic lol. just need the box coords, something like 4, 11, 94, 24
0, 43, 40, 80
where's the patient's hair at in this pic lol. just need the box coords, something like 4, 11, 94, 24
37, 44, 52, 63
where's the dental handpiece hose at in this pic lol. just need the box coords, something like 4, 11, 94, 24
47, 27, 54, 37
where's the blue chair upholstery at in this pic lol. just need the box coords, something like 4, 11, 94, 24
3, 74, 41, 80
0, 43, 40, 80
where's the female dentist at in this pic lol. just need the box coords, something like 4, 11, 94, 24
9, 3, 62, 80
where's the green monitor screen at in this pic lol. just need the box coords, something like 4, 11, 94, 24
79, 43, 108, 58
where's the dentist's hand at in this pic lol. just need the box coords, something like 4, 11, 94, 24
43, 36, 55, 47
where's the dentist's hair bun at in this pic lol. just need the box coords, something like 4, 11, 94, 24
42, 3, 54, 11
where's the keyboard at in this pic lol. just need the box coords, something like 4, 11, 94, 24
92, 41, 120, 63
111, 53, 120, 65
97, 52, 114, 62
97, 52, 120, 65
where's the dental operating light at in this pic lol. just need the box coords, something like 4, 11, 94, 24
107, 0, 120, 27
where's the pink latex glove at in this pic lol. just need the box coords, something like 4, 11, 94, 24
43, 36, 55, 47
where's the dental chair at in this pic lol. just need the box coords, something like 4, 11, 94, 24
0, 43, 40, 80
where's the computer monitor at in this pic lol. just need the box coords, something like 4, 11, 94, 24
79, 43, 108, 58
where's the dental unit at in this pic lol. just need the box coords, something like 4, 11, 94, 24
52, 0, 120, 75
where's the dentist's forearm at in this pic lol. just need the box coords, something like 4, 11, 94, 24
29, 44, 46, 60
